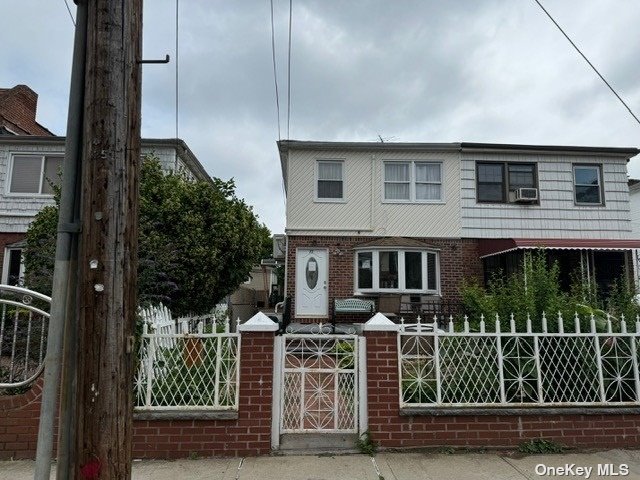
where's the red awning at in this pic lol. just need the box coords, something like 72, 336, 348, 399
478, 238, 640, 258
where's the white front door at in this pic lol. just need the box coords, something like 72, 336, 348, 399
295, 248, 328, 317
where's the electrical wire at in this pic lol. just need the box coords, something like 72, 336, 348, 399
62, 0, 75, 26
270, 0, 282, 140
175, 0, 180, 139
286, 0, 293, 139
532, 0, 640, 127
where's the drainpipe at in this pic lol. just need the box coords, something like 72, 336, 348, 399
34, 2, 86, 478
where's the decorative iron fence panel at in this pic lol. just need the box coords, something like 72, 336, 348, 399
280, 333, 358, 433
0, 285, 51, 391
134, 323, 240, 411
399, 314, 640, 408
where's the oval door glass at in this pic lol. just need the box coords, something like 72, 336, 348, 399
306, 258, 318, 289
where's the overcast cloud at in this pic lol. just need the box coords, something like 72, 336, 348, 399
1, 1, 639, 233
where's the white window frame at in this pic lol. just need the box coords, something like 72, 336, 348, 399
354, 248, 440, 295
6, 153, 63, 197
315, 159, 345, 202
2, 247, 25, 286
382, 160, 443, 203
573, 164, 604, 206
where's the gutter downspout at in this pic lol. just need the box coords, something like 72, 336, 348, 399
34, 1, 86, 478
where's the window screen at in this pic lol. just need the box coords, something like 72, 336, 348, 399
317, 161, 343, 199
42, 156, 63, 194
477, 163, 505, 202
10, 156, 42, 193
574, 166, 602, 204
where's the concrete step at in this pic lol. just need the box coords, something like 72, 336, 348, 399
278, 433, 360, 455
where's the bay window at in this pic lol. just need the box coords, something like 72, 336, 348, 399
355, 249, 439, 294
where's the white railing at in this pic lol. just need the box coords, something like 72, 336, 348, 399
0, 285, 51, 390
134, 322, 240, 411
399, 313, 640, 408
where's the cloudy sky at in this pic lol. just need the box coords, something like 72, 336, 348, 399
2, 1, 639, 233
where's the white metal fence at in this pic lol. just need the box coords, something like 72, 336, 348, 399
399, 313, 640, 408
0, 285, 51, 390
134, 322, 240, 411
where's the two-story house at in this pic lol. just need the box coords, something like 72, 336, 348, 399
0, 135, 211, 285
278, 140, 640, 323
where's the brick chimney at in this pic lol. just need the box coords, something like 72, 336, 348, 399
0, 84, 53, 136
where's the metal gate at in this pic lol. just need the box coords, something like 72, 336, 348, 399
278, 333, 359, 433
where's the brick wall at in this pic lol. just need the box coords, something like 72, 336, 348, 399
286, 235, 483, 322
0, 85, 53, 136
365, 330, 640, 449
0, 331, 275, 460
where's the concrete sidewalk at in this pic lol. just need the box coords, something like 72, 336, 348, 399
2, 449, 640, 479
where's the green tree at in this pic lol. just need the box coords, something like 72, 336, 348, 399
24, 156, 270, 315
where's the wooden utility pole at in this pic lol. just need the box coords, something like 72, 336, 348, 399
71, 0, 142, 478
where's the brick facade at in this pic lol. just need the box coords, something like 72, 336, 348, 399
3, 327, 639, 459
365, 330, 640, 449
286, 235, 483, 322
0, 331, 275, 460
0, 85, 53, 136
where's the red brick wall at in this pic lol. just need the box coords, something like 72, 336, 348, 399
286, 236, 483, 322
0, 332, 275, 460
0, 85, 53, 136
365, 330, 640, 449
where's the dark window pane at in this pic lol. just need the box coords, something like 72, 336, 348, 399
7, 249, 22, 286
379, 251, 398, 289
405, 252, 422, 290
318, 180, 343, 199
574, 167, 599, 186
478, 184, 504, 202
478, 164, 503, 182
576, 185, 601, 204
357, 252, 372, 289
426, 253, 437, 291
508, 164, 535, 190
477, 163, 504, 202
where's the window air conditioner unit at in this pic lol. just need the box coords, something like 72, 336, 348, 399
514, 187, 538, 202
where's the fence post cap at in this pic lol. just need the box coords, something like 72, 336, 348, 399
238, 311, 279, 332
363, 312, 400, 332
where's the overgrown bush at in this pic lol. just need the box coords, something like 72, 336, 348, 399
460, 249, 640, 332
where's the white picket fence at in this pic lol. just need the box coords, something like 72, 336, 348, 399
399, 313, 640, 408
135, 304, 240, 411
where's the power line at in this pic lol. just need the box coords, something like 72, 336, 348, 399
270, 0, 281, 140
532, 0, 640, 127
62, 0, 75, 26
286, 0, 293, 139
175, 0, 180, 139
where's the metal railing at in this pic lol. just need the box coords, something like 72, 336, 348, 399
134, 322, 240, 411
399, 313, 640, 408
0, 285, 51, 390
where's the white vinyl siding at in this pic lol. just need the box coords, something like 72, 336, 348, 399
384, 161, 443, 203
9, 154, 62, 195
355, 249, 438, 294
461, 152, 631, 239
316, 160, 344, 201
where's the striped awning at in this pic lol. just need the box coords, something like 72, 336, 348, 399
478, 238, 640, 258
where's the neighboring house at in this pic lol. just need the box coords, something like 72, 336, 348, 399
0, 135, 211, 286
0, 85, 54, 136
628, 179, 640, 289
278, 140, 640, 323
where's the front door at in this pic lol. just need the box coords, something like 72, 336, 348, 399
295, 248, 328, 317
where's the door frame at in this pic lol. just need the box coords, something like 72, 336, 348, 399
294, 247, 329, 318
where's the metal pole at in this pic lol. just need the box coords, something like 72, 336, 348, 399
34, 1, 87, 478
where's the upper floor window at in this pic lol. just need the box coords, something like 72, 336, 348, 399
355, 249, 438, 294
384, 161, 442, 202
476, 162, 537, 203
573, 165, 603, 205
316, 160, 343, 201
9, 154, 63, 195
